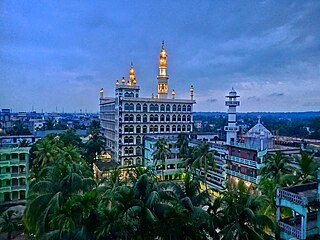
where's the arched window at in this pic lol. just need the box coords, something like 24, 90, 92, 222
143, 104, 148, 112
172, 115, 176, 121
166, 104, 170, 112
150, 104, 154, 112
124, 158, 129, 165
136, 157, 142, 165
129, 125, 134, 133
154, 114, 159, 122
182, 105, 186, 111
129, 147, 134, 154
160, 114, 165, 122
187, 105, 192, 112
166, 115, 170, 122
129, 136, 134, 143
136, 104, 141, 111
150, 114, 154, 122
160, 125, 164, 132
129, 114, 134, 122
136, 114, 141, 122
166, 125, 170, 132
124, 147, 129, 155
182, 115, 186, 122
136, 125, 141, 133
124, 136, 129, 144
124, 103, 130, 111
136, 147, 141, 155
124, 125, 129, 133
182, 125, 186, 131
172, 125, 176, 132
136, 136, 141, 144
187, 125, 191, 132
143, 114, 148, 123
177, 125, 181, 131
178, 105, 181, 111
149, 125, 154, 132
160, 104, 165, 112
129, 92, 134, 98
124, 114, 129, 122
177, 115, 181, 122
173, 105, 176, 111
154, 125, 158, 132
130, 103, 134, 111
143, 125, 147, 133
125, 92, 130, 97
187, 115, 191, 122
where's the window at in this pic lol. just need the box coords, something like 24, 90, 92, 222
154, 115, 159, 122
150, 104, 154, 112
136, 136, 141, 144
187, 115, 191, 122
172, 125, 176, 132
182, 115, 186, 122
173, 105, 176, 111
136, 147, 141, 155
124, 125, 129, 133
150, 115, 154, 122
124, 136, 129, 144
136, 104, 141, 111
166, 115, 170, 122
154, 125, 158, 132
182, 125, 186, 131
136, 157, 142, 165
154, 104, 159, 111
166, 125, 170, 132
143, 115, 148, 123
125, 92, 130, 97
129, 114, 134, 121
160, 125, 164, 132
187, 105, 191, 112
143, 104, 148, 112
160, 114, 165, 122
143, 125, 147, 133
124, 147, 129, 155
160, 104, 165, 112
130, 103, 134, 111
129, 147, 134, 154
129, 136, 134, 143
177, 115, 181, 122
187, 125, 191, 131
166, 104, 170, 112
178, 105, 181, 111
136, 126, 141, 133
129, 125, 134, 133
124, 114, 129, 122
172, 115, 176, 121
150, 125, 154, 132
177, 125, 181, 131
182, 105, 186, 111
136, 114, 141, 122
124, 103, 130, 111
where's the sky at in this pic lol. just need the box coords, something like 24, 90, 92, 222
1, 0, 319, 113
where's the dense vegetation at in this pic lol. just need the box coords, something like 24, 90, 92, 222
1, 131, 318, 239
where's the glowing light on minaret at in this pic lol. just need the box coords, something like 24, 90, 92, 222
224, 88, 240, 145
157, 41, 169, 99
129, 62, 135, 85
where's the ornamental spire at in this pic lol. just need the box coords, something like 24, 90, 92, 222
157, 41, 169, 98
129, 62, 135, 85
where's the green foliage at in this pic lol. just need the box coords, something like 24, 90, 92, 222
7, 120, 31, 136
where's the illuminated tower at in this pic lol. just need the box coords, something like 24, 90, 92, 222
129, 62, 136, 85
224, 88, 240, 145
157, 41, 169, 99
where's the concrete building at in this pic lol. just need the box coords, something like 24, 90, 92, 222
100, 42, 195, 166
276, 169, 320, 239
0, 147, 30, 206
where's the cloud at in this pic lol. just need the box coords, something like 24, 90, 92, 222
268, 92, 284, 97
247, 96, 260, 102
207, 98, 217, 103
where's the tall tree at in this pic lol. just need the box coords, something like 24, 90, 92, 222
33, 139, 59, 167
294, 152, 317, 184
176, 132, 189, 159
152, 138, 171, 180
0, 210, 18, 240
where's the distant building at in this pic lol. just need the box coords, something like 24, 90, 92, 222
0, 147, 31, 206
100, 42, 195, 166
0, 109, 12, 134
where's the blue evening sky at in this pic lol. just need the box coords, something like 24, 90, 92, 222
1, 1, 319, 112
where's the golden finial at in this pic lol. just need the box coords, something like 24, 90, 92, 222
172, 89, 175, 99
116, 80, 119, 86
133, 78, 137, 85
100, 88, 104, 98
129, 62, 135, 84
121, 77, 125, 84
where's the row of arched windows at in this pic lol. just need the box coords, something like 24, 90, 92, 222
123, 124, 192, 133
123, 136, 141, 144
123, 146, 142, 155
123, 157, 142, 166
123, 114, 192, 123
123, 103, 192, 112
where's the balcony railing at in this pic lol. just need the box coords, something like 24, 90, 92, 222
224, 126, 239, 131
225, 101, 240, 106
0, 186, 11, 193
0, 161, 10, 166
229, 155, 257, 167
226, 169, 257, 183
277, 189, 308, 206
279, 221, 302, 239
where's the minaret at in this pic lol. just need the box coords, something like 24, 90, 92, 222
157, 41, 169, 99
129, 62, 135, 85
224, 88, 240, 145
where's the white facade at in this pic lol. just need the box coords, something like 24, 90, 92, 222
224, 88, 240, 145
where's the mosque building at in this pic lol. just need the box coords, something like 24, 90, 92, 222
99, 42, 195, 166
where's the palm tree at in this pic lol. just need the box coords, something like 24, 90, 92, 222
152, 138, 171, 180
294, 152, 317, 184
60, 145, 81, 163
191, 141, 216, 186
176, 132, 189, 159
33, 139, 59, 167
19, 139, 31, 147
0, 210, 18, 240
84, 134, 105, 166
220, 181, 275, 240
45, 118, 55, 130
260, 151, 295, 185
